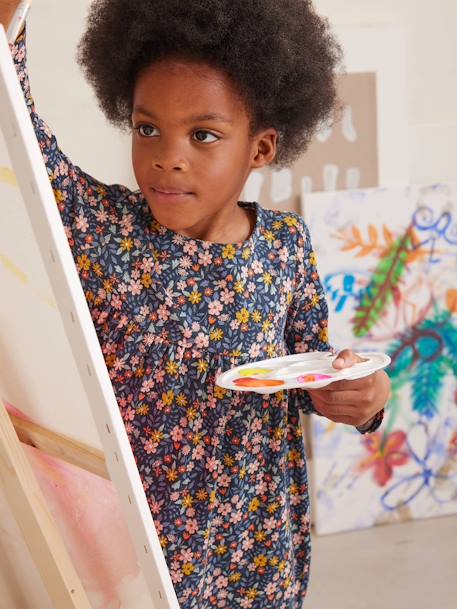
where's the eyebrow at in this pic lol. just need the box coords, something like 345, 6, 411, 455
132, 106, 233, 125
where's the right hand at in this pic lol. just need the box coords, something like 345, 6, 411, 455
0, 1, 23, 29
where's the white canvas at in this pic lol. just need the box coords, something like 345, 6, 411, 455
0, 25, 179, 608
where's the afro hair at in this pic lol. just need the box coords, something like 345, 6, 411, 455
77, 0, 342, 166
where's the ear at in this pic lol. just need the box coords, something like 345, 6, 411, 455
251, 128, 278, 169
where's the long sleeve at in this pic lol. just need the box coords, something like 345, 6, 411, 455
284, 217, 332, 414
9, 28, 133, 261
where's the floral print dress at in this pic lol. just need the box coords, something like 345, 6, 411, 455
13, 32, 331, 609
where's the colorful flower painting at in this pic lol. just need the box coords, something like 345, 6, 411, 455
304, 184, 457, 534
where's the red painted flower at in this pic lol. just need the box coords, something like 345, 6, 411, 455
357, 431, 410, 486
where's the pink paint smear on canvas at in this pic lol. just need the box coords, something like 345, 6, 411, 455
5, 402, 142, 609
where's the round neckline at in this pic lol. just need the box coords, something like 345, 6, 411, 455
144, 200, 262, 249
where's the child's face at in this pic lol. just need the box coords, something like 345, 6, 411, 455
131, 58, 277, 242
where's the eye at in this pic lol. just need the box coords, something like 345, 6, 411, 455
135, 124, 159, 137
192, 130, 220, 143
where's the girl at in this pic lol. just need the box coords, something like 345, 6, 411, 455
3, 0, 390, 607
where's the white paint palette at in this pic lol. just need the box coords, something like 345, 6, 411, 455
216, 351, 391, 394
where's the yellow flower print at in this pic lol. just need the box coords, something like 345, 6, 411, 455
120, 237, 134, 252
234, 280, 245, 294
262, 319, 272, 331
214, 386, 226, 399
166, 468, 178, 483
249, 497, 260, 512
251, 310, 262, 323
266, 344, 276, 357
264, 230, 275, 242
150, 430, 164, 443
187, 406, 198, 420
162, 390, 175, 406
309, 251, 318, 266
272, 220, 283, 230
55, 189, 65, 203
224, 454, 235, 467
289, 482, 300, 495
268, 502, 279, 514
141, 273, 153, 288
209, 328, 224, 341
188, 291, 202, 305
236, 307, 250, 324
253, 554, 267, 567
311, 293, 320, 307
270, 557, 279, 567
176, 393, 188, 407
242, 247, 251, 260
165, 360, 179, 376
263, 272, 273, 285
246, 588, 259, 600
254, 531, 267, 543
77, 254, 91, 271
196, 489, 209, 501
215, 544, 228, 556
192, 432, 202, 445
239, 467, 247, 479
93, 262, 103, 277
284, 215, 299, 227
136, 404, 150, 416
182, 563, 195, 576
182, 495, 194, 508
319, 327, 329, 343
222, 244, 236, 260
229, 573, 242, 583
196, 360, 209, 374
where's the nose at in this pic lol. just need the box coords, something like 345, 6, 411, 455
152, 141, 188, 172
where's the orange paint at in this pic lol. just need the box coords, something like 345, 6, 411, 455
233, 377, 284, 388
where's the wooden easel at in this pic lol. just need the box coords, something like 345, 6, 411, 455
0, 397, 107, 609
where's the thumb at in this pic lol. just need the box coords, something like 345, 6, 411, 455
332, 349, 365, 369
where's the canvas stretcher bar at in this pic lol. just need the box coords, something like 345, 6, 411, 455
0, 26, 180, 609
0, 398, 93, 609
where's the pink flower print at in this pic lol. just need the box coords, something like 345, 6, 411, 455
265, 582, 278, 596
208, 300, 223, 316
129, 280, 143, 295
124, 406, 135, 421
357, 430, 409, 486
183, 241, 198, 256
144, 439, 158, 454
303, 282, 317, 298
158, 304, 170, 321
230, 510, 242, 524
198, 251, 213, 266
185, 519, 198, 534
75, 213, 89, 232
249, 343, 261, 358
216, 575, 228, 589
195, 333, 210, 348
171, 426, 184, 442
220, 289, 235, 305
140, 379, 155, 394
179, 255, 192, 269
252, 260, 264, 274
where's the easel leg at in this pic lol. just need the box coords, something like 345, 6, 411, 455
0, 398, 93, 609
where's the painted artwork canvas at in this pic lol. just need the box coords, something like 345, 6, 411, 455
303, 185, 457, 535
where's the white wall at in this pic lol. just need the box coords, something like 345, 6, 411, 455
314, 0, 457, 185
25, 1, 457, 191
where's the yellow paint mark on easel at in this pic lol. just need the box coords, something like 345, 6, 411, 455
0, 253, 29, 284
0, 166, 18, 188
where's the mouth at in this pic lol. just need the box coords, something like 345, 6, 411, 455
151, 186, 193, 196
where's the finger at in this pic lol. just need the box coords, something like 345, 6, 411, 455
332, 349, 366, 370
